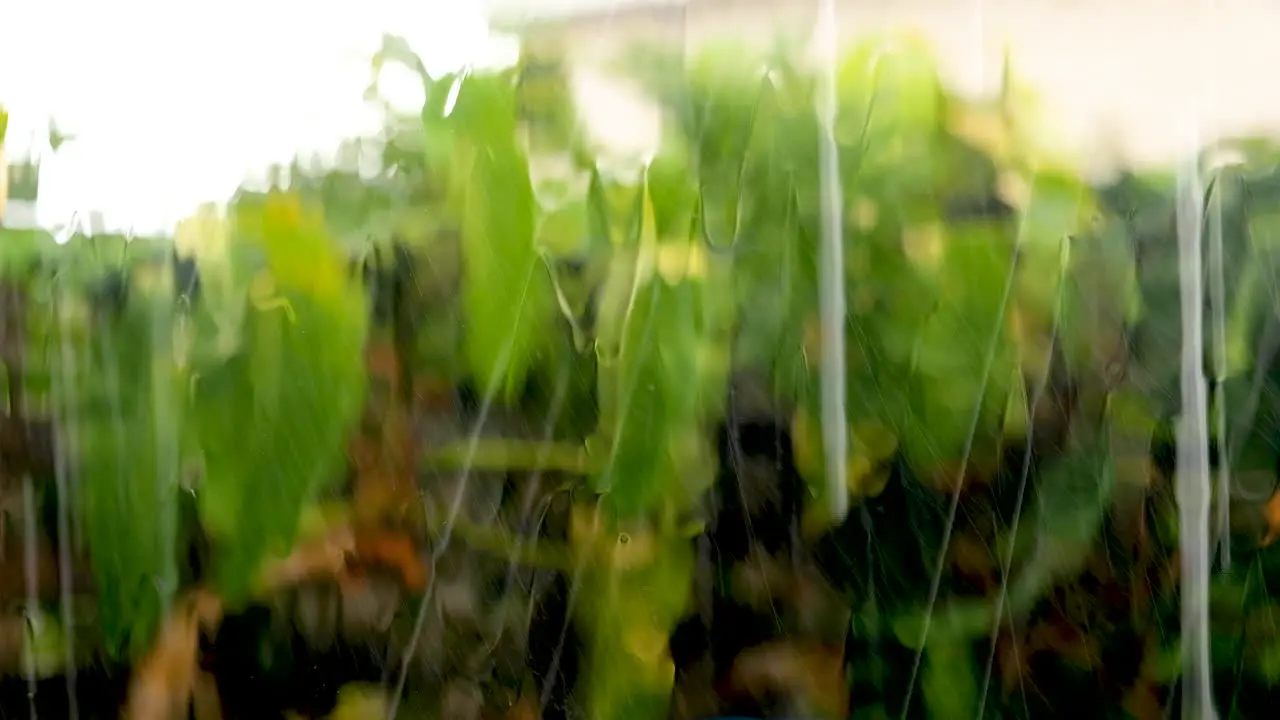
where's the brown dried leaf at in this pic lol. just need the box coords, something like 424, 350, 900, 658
995, 632, 1029, 694
352, 529, 429, 592
1027, 619, 1098, 669
486, 688, 542, 720
726, 641, 847, 720
259, 524, 429, 596
259, 525, 357, 592
0, 526, 93, 604
951, 532, 997, 591
1262, 490, 1280, 547
124, 590, 223, 720
1121, 682, 1164, 720
413, 375, 456, 413
192, 669, 224, 720
350, 339, 421, 527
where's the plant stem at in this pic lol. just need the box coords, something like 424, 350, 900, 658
425, 509, 575, 572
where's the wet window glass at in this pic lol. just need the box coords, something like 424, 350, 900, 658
0, 1, 1270, 717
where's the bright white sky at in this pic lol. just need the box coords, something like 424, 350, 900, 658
10, 0, 1275, 237
0, 0, 518, 234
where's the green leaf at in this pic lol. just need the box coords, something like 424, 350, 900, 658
730, 73, 820, 401
891, 598, 994, 650
921, 634, 980, 720
837, 35, 946, 194
0, 228, 55, 279
68, 283, 182, 660
439, 73, 557, 402
194, 289, 366, 601
1006, 422, 1117, 612
193, 195, 368, 603
1060, 217, 1136, 389
903, 221, 1018, 473
536, 199, 590, 257
577, 528, 693, 720
592, 171, 728, 518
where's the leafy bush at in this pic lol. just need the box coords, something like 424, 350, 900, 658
1, 31, 1279, 719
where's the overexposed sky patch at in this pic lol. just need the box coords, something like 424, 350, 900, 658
0, 0, 515, 234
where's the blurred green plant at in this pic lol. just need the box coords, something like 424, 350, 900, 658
5, 26, 1280, 720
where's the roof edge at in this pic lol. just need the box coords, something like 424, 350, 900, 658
488, 0, 688, 33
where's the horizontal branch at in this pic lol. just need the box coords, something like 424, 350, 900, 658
420, 438, 596, 475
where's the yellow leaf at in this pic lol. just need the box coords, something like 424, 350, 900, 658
902, 222, 946, 270
845, 455, 874, 494
861, 469, 891, 498
791, 409, 822, 484
793, 410, 898, 500
947, 104, 1014, 166
175, 204, 230, 265
570, 503, 604, 564
262, 189, 304, 229
852, 422, 898, 463
623, 622, 670, 664
802, 315, 823, 370
250, 190, 348, 300
654, 240, 708, 284
851, 197, 878, 231
0, 143, 7, 225
610, 528, 657, 570
327, 684, 389, 720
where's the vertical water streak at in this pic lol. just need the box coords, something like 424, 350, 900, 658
51, 293, 79, 719
1206, 172, 1230, 570
1196, 0, 1230, 579
814, 0, 848, 524
1178, 0, 1218, 713
22, 473, 39, 720
388, 312, 521, 718
1176, 151, 1216, 719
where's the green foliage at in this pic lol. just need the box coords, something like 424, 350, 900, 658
190, 192, 368, 603
575, 525, 695, 720
56, 247, 183, 661
590, 170, 728, 519
425, 70, 558, 403
0, 228, 56, 279
1005, 420, 1118, 612
904, 220, 1019, 475
15, 26, 1280, 719
921, 634, 979, 720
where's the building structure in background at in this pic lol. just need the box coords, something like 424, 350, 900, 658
4, 0, 1280, 233
488, 0, 689, 28
2, 156, 40, 230
487, 0, 1280, 176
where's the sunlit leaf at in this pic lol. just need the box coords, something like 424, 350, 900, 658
193, 193, 367, 603
432, 72, 557, 402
